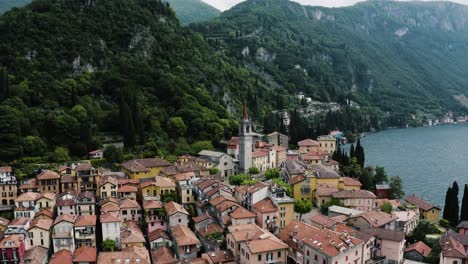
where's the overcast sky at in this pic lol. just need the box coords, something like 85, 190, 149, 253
202, 0, 468, 11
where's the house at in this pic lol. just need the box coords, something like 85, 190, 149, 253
394, 209, 420, 234
458, 221, 468, 235
149, 229, 172, 250
26, 218, 52, 250
76, 191, 95, 216
5, 217, 31, 238
164, 201, 189, 228
227, 224, 264, 258
15, 192, 41, 219
314, 184, 338, 208
235, 182, 269, 210
202, 250, 236, 264
36, 170, 60, 194
76, 163, 100, 193
150, 247, 178, 264
251, 150, 271, 171
52, 215, 77, 253
252, 198, 279, 234
375, 184, 391, 199
198, 150, 236, 178
34, 209, 53, 220
175, 172, 195, 205
226, 137, 240, 159
57, 166, 76, 177
439, 235, 468, 264
267, 131, 289, 149
290, 164, 341, 201
309, 214, 339, 230
139, 176, 176, 201
317, 135, 336, 154
161, 162, 209, 179
339, 177, 362, 190
74, 215, 96, 247
0, 235, 26, 263
405, 195, 440, 223
119, 199, 142, 222
298, 139, 320, 153
143, 200, 166, 233
332, 189, 377, 212
100, 198, 120, 215
99, 175, 118, 200
20, 245, 48, 264
57, 191, 77, 216
229, 206, 255, 226
19, 179, 37, 195
97, 246, 151, 264
100, 212, 121, 248
347, 211, 398, 230
362, 228, 406, 264
49, 249, 73, 264
118, 185, 138, 200
121, 221, 145, 248
72, 246, 96, 264
267, 185, 295, 229
212, 199, 240, 228
197, 222, 223, 252
171, 225, 201, 260
0, 166, 18, 207
404, 241, 432, 262
238, 226, 288, 264
36, 192, 56, 211
121, 158, 172, 179
88, 149, 103, 159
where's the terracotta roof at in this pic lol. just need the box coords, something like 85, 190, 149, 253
405, 195, 440, 211
457, 221, 468, 229
40, 192, 56, 201
118, 185, 138, 193
363, 228, 405, 242
0, 166, 12, 173
76, 163, 95, 171
252, 150, 269, 158
100, 175, 118, 186
75, 215, 97, 227
21, 245, 48, 264
215, 200, 239, 213
309, 164, 340, 179
164, 201, 189, 216
19, 179, 37, 189
100, 212, 121, 223
60, 174, 77, 183
441, 236, 468, 258
53, 215, 77, 226
121, 221, 145, 244
245, 230, 288, 254
151, 247, 178, 264
171, 225, 200, 246
195, 179, 219, 191
332, 189, 376, 199
122, 158, 171, 173
10, 217, 30, 226
356, 211, 398, 228
28, 218, 53, 231
405, 241, 432, 257
310, 214, 338, 229
0, 235, 23, 249
34, 209, 53, 219
37, 170, 60, 180
161, 162, 208, 176
228, 224, 265, 242
341, 177, 362, 186
203, 250, 235, 264
246, 182, 269, 194
0, 217, 9, 227
57, 199, 75, 207
284, 160, 306, 175
316, 184, 339, 196
298, 139, 319, 147
101, 202, 120, 213
230, 206, 255, 219
154, 176, 176, 188
16, 192, 41, 202
149, 228, 170, 242
174, 172, 195, 181
73, 246, 97, 262
119, 199, 141, 209
49, 249, 73, 264
98, 246, 151, 264
253, 198, 277, 213
77, 191, 95, 202
198, 223, 223, 237
193, 213, 213, 223
290, 175, 306, 185
143, 200, 163, 210
375, 199, 401, 208
118, 179, 140, 185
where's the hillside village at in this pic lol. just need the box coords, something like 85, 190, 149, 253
0, 106, 461, 264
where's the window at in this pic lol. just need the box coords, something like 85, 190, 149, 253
306, 250, 310, 256
29, 232, 33, 238
315, 255, 318, 261
346, 256, 348, 261
178, 219, 181, 223
355, 250, 359, 256
278, 251, 281, 258
258, 255, 262, 261
323, 260, 326, 264
40, 239, 44, 246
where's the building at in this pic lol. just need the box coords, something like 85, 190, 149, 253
235, 182, 269, 210
226, 137, 239, 159
363, 228, 405, 264
440, 234, 468, 264
405, 195, 440, 223
347, 211, 398, 230
72, 246, 96, 264
119, 199, 142, 222
237, 226, 288, 264
331, 189, 377, 212
317, 135, 336, 154
60, 174, 79, 194
0, 235, 26, 263
375, 184, 391, 199
175, 172, 195, 205
76, 163, 100, 193
339, 177, 362, 190
251, 150, 271, 171
76, 191, 96, 216
143, 200, 166, 233
394, 209, 419, 234
252, 198, 279, 234
327, 205, 364, 218
100, 212, 121, 248
36, 170, 60, 194
14, 192, 41, 219
165, 201, 189, 228
99, 175, 118, 200
202, 250, 235, 264
49, 249, 73, 264
121, 158, 172, 179
52, 215, 77, 253
198, 150, 236, 178
74, 215, 97, 248
57, 191, 77, 216
20, 245, 48, 264
150, 247, 178, 264
267, 131, 289, 149
171, 225, 201, 260
139, 176, 176, 201
149, 229, 172, 250
0, 166, 18, 207
238, 105, 253, 173
404, 241, 432, 262
97, 246, 151, 264
5, 217, 31, 238
229, 206, 255, 226
121, 221, 145, 248
298, 139, 320, 153
19, 179, 37, 195
314, 184, 339, 207
26, 219, 52, 250
88, 149, 103, 159
36, 192, 56, 210
118, 185, 138, 200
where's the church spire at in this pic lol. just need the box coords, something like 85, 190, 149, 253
242, 103, 249, 121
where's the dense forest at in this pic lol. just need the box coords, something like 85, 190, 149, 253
163, 0, 220, 25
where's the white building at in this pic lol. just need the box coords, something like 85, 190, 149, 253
198, 150, 237, 177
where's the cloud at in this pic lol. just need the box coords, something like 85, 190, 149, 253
202, 0, 468, 11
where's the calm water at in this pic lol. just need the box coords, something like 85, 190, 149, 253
354, 123, 468, 209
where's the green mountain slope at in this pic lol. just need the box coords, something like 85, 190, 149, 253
192, 0, 468, 115
164, 0, 220, 25
0, 0, 276, 160
0, 0, 31, 14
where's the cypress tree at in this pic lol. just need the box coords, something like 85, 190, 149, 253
461, 184, 468, 221
355, 138, 365, 168
350, 144, 355, 159
443, 186, 453, 221
452, 181, 460, 226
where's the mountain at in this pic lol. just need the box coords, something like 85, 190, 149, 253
0, 0, 31, 14
164, 0, 221, 25
0, 0, 277, 161
192, 0, 468, 116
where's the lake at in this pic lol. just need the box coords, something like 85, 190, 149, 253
355, 123, 468, 209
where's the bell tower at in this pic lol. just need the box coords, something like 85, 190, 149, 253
239, 104, 253, 173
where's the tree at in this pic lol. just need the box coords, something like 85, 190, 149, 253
229, 174, 250, 186
389, 176, 404, 199
102, 239, 118, 251
443, 186, 453, 221
349, 144, 355, 159
265, 168, 280, 180
209, 167, 220, 175
23, 136, 47, 156
355, 138, 365, 168
380, 202, 392, 214
104, 145, 124, 163
248, 167, 260, 174
294, 199, 312, 221
53, 147, 70, 162
190, 141, 214, 154
166, 117, 187, 138
461, 184, 468, 221
272, 178, 292, 197
450, 181, 460, 226
374, 166, 388, 185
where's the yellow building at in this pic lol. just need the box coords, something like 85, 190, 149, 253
139, 176, 176, 200
317, 135, 337, 154
99, 175, 118, 200
37, 192, 56, 211
339, 177, 363, 190
121, 158, 172, 179
405, 195, 440, 223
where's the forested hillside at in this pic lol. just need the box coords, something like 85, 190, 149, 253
0, 0, 30, 13
192, 0, 468, 117
164, 0, 220, 25
0, 0, 281, 161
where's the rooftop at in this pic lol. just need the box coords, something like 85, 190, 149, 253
164, 201, 189, 216
172, 224, 200, 246
73, 246, 97, 262
75, 215, 97, 227
332, 189, 376, 199
405, 195, 440, 211
49, 249, 73, 264
405, 241, 432, 257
